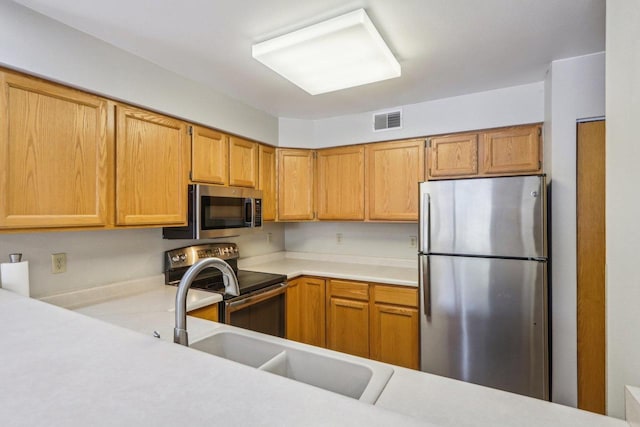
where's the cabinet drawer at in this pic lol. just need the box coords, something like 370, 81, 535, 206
328, 279, 369, 301
373, 285, 418, 307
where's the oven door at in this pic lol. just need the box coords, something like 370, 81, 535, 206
224, 283, 287, 338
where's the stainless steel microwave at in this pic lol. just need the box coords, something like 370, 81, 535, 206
163, 184, 262, 239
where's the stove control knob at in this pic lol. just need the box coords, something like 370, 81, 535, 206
171, 255, 180, 262
179, 254, 187, 261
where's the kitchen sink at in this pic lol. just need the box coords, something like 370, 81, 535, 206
190, 329, 393, 403
190, 331, 283, 368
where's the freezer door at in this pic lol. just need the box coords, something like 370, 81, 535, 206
419, 175, 546, 258
419, 254, 548, 399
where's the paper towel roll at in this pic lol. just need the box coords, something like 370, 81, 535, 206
0, 261, 30, 297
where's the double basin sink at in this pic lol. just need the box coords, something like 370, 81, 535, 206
190, 329, 394, 404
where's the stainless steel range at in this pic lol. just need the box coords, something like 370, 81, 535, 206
164, 243, 287, 338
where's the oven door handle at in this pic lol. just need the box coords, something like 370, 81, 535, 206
226, 282, 287, 312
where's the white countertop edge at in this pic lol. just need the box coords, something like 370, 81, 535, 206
284, 251, 417, 268
282, 269, 417, 287
627, 386, 640, 426
39, 274, 166, 309
240, 251, 416, 269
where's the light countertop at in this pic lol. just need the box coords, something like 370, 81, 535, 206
4, 271, 629, 426
0, 289, 424, 426
239, 251, 418, 287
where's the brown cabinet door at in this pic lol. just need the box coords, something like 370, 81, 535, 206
327, 297, 370, 358
285, 278, 301, 342
0, 71, 109, 229
428, 133, 478, 179
115, 105, 188, 226
229, 136, 258, 188
299, 277, 326, 347
366, 139, 425, 221
188, 304, 219, 322
277, 148, 315, 220
258, 144, 276, 221
286, 277, 326, 347
316, 146, 365, 220
481, 125, 541, 175
370, 303, 419, 369
191, 126, 228, 185
326, 279, 370, 358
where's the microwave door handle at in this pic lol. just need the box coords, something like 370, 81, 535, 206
244, 198, 253, 227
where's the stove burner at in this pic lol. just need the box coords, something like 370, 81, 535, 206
164, 243, 286, 297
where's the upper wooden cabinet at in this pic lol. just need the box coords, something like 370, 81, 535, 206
229, 136, 258, 188
428, 133, 478, 178
316, 146, 365, 220
481, 125, 541, 175
0, 71, 109, 229
366, 139, 425, 221
191, 126, 228, 185
258, 144, 277, 221
427, 124, 542, 180
115, 105, 188, 226
277, 148, 315, 220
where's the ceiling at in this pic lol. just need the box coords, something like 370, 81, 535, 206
13, 0, 605, 120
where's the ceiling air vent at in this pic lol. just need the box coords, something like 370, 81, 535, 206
373, 109, 402, 132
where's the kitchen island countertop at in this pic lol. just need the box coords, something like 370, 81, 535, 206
239, 251, 418, 287
3, 280, 629, 427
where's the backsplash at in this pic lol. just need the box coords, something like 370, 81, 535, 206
284, 222, 419, 260
0, 223, 284, 298
0, 221, 419, 298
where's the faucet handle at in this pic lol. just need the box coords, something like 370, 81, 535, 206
153, 331, 161, 339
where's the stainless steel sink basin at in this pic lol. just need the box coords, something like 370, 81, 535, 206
190, 329, 393, 403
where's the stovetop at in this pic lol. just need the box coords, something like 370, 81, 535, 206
189, 269, 287, 297
163, 243, 286, 298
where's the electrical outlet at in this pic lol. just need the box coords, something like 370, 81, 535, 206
267, 232, 273, 243
409, 236, 417, 248
336, 233, 343, 244
51, 253, 66, 274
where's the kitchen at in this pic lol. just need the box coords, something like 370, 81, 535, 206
0, 0, 638, 425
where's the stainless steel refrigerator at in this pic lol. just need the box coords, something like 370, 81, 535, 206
418, 175, 548, 400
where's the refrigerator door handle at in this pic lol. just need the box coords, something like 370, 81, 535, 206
419, 256, 431, 319
419, 189, 430, 251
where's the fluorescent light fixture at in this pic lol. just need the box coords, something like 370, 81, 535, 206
252, 9, 401, 95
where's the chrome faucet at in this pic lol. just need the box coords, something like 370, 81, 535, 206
174, 257, 239, 346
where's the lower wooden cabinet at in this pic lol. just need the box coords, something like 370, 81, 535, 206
286, 276, 419, 369
370, 284, 419, 369
370, 302, 419, 369
187, 303, 219, 322
327, 279, 370, 358
286, 277, 326, 347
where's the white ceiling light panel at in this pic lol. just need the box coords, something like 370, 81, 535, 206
252, 9, 401, 95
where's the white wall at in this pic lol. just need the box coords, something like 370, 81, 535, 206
0, 1, 285, 298
0, 1, 278, 145
544, 52, 605, 408
279, 80, 546, 293
0, 223, 284, 298
606, 0, 640, 418
285, 222, 418, 260
279, 82, 544, 148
